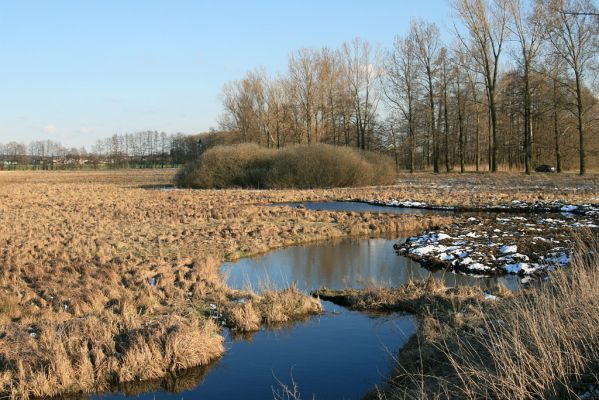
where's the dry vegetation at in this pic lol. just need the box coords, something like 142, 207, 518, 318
0, 169, 448, 399
318, 235, 599, 400
312, 278, 506, 316
341, 172, 599, 208
338, 234, 599, 400
175, 143, 396, 189
0, 169, 597, 399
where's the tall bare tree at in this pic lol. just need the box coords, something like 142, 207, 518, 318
383, 34, 420, 172
288, 49, 320, 144
543, 0, 599, 175
508, 0, 545, 174
412, 20, 442, 172
454, 0, 508, 172
342, 38, 381, 150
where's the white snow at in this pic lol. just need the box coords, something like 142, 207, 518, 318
467, 263, 491, 271
483, 292, 499, 301
499, 245, 518, 254
560, 205, 578, 212
439, 253, 455, 261
411, 245, 448, 256
504, 263, 540, 274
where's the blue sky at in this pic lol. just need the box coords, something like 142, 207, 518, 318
0, 0, 451, 148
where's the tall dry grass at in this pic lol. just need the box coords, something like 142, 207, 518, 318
385, 232, 599, 400
176, 143, 396, 189
0, 171, 451, 399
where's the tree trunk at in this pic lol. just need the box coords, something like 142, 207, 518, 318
523, 64, 532, 175
574, 71, 585, 175
457, 84, 465, 173
443, 82, 450, 173
425, 70, 438, 173
553, 80, 562, 173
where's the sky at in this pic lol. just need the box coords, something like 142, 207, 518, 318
0, 0, 451, 149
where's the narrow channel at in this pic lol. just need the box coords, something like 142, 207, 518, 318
94, 233, 518, 400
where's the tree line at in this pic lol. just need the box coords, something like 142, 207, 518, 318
218, 0, 599, 174
0, 132, 210, 170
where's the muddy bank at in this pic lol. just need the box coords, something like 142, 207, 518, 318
395, 214, 597, 279
360, 198, 599, 216
312, 278, 510, 316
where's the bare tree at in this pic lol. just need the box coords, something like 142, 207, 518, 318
342, 38, 381, 150
412, 20, 442, 172
542, 0, 599, 175
508, 0, 545, 174
288, 49, 320, 144
439, 48, 452, 172
454, 0, 509, 172
382, 34, 420, 172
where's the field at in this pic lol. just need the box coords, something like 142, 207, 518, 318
0, 169, 597, 399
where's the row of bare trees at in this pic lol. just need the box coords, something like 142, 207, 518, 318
0, 141, 87, 170
219, 40, 383, 151
219, 0, 599, 174
0, 133, 204, 170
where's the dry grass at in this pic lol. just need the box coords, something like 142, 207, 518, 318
312, 278, 497, 316
0, 170, 448, 399
378, 233, 599, 400
0, 169, 596, 399
225, 285, 323, 332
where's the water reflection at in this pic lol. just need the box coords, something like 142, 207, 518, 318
94, 301, 416, 400
91, 236, 517, 400
222, 237, 521, 292
278, 201, 451, 215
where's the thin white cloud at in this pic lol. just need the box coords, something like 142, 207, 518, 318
43, 124, 58, 134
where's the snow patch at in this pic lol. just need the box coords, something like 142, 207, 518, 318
499, 245, 518, 254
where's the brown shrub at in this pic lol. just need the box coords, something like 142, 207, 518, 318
175, 143, 276, 188
176, 143, 396, 189
224, 285, 323, 332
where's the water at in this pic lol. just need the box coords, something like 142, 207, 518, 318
90, 200, 524, 400
278, 201, 452, 215
222, 237, 521, 292
94, 238, 436, 400
94, 303, 415, 400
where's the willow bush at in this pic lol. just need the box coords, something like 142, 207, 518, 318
176, 143, 396, 189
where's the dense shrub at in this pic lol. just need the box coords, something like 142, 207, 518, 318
176, 143, 396, 189
175, 143, 276, 189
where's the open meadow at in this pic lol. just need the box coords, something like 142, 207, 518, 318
0, 169, 598, 399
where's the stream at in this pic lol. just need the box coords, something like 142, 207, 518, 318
94, 201, 522, 400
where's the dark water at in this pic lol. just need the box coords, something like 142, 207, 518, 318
95, 302, 415, 400
278, 201, 452, 215
275, 201, 570, 219
94, 238, 435, 400
222, 237, 521, 292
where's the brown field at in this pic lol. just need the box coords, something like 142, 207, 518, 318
0, 169, 597, 399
